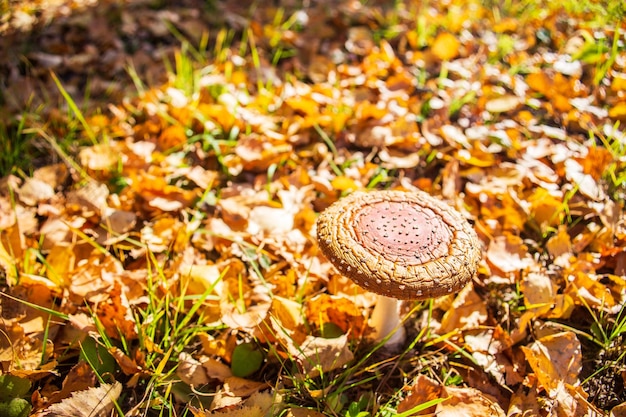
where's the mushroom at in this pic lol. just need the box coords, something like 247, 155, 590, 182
316, 189, 480, 346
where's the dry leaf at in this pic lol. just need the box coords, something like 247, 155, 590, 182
209, 377, 269, 411
397, 374, 441, 415
611, 402, 626, 417
508, 384, 542, 417
289, 334, 354, 378
38, 382, 122, 417
79, 144, 120, 172
485, 95, 521, 113
438, 385, 506, 417
398, 374, 506, 416
440, 285, 488, 333
17, 177, 55, 206
431, 32, 460, 61
521, 330, 582, 396
305, 294, 367, 339
486, 233, 534, 277
283, 407, 328, 417
191, 390, 280, 417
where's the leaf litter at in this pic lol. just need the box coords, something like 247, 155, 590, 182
0, 0, 625, 415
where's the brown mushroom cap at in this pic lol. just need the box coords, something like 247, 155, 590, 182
316, 190, 480, 300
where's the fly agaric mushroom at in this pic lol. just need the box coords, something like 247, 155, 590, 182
316, 189, 480, 346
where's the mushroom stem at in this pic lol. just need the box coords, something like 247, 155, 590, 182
368, 295, 406, 347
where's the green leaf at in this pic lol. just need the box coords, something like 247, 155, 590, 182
321, 322, 344, 339
0, 375, 31, 401
79, 337, 117, 376
0, 398, 32, 417
231, 342, 264, 378
395, 397, 449, 417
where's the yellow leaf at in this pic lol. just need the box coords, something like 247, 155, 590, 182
611, 74, 626, 92
431, 32, 460, 61
455, 145, 496, 167
609, 101, 626, 122
305, 294, 367, 339
0, 238, 18, 285
545, 225, 572, 258
528, 188, 563, 227
45, 243, 75, 287
330, 176, 359, 192
440, 285, 488, 333
493, 17, 518, 33
285, 96, 320, 117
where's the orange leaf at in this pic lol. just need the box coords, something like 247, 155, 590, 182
526, 72, 551, 96
521, 330, 582, 395
305, 294, 367, 339
157, 124, 187, 151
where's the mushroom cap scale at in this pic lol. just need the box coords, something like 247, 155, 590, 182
316, 190, 480, 300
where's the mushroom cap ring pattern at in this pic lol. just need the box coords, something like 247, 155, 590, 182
316, 190, 481, 300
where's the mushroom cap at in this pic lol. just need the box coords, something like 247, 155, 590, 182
316, 190, 480, 300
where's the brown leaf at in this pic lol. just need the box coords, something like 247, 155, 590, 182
398, 374, 506, 416
508, 385, 542, 417
288, 334, 354, 378
209, 377, 269, 411
438, 385, 505, 417
283, 407, 328, 417
109, 346, 142, 375
192, 390, 280, 417
397, 374, 441, 415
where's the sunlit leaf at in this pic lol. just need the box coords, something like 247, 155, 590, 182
521, 331, 582, 396
41, 382, 121, 417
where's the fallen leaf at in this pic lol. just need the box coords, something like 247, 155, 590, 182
289, 334, 354, 378
521, 330, 582, 396
37, 382, 121, 417
431, 32, 461, 61
209, 377, 269, 411
485, 95, 520, 113
486, 233, 534, 277
17, 178, 55, 206
177, 352, 211, 386
440, 285, 488, 333
398, 374, 506, 416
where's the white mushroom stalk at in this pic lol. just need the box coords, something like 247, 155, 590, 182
316, 189, 480, 347
368, 294, 406, 346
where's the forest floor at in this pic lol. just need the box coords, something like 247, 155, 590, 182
0, 0, 625, 416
